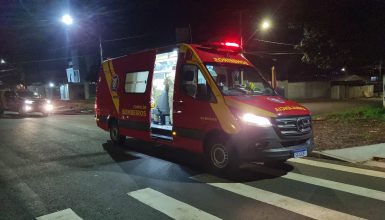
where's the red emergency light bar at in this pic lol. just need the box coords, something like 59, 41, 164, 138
203, 41, 242, 53
221, 42, 240, 48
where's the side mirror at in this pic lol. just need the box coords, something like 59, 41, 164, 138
183, 83, 197, 98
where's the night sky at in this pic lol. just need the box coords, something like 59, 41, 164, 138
1, 0, 385, 84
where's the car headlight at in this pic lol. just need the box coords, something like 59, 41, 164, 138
46, 100, 51, 104
45, 103, 54, 111
241, 113, 272, 127
25, 100, 34, 104
24, 105, 32, 111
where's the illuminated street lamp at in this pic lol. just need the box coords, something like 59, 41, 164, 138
241, 16, 273, 49
260, 19, 272, 31
61, 14, 73, 25
49, 82, 55, 88
0, 58, 5, 64
341, 67, 346, 72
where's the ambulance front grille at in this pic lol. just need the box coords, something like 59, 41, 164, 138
274, 116, 312, 136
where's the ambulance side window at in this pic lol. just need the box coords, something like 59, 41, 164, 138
125, 71, 149, 93
181, 65, 215, 102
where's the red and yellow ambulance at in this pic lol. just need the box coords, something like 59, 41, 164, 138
96, 42, 314, 172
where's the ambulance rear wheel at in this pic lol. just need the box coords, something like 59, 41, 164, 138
205, 135, 239, 174
109, 120, 126, 145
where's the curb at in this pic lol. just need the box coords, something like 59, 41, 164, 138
308, 151, 353, 163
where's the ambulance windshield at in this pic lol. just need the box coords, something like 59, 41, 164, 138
205, 64, 276, 96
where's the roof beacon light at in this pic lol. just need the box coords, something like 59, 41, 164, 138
222, 42, 240, 48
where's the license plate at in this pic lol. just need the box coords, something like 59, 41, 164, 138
293, 149, 307, 158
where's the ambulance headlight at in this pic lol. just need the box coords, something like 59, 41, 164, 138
241, 113, 271, 127
25, 100, 34, 104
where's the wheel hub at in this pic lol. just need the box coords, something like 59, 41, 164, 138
211, 144, 229, 169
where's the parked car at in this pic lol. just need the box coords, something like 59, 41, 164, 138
0, 90, 53, 116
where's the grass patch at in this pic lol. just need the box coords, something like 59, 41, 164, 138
324, 105, 385, 121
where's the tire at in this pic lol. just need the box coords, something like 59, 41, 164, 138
109, 120, 126, 145
204, 134, 239, 174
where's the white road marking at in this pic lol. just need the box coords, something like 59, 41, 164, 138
289, 158, 385, 179
36, 208, 82, 220
0, 161, 47, 216
128, 188, 221, 220
192, 174, 365, 220
282, 172, 385, 201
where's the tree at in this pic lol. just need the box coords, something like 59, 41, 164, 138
293, 0, 385, 70
296, 26, 351, 69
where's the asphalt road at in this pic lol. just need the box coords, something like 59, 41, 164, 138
0, 115, 384, 220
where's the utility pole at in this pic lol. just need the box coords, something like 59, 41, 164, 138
97, 15, 104, 64
379, 59, 382, 84
99, 34, 103, 64
239, 10, 243, 50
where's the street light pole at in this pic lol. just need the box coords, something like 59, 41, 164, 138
239, 11, 243, 50
97, 15, 104, 64
99, 35, 103, 64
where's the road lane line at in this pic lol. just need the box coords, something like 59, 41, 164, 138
289, 158, 385, 179
36, 208, 82, 220
192, 174, 365, 220
282, 172, 385, 201
128, 188, 221, 220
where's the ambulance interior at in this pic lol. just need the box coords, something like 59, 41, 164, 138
150, 50, 178, 133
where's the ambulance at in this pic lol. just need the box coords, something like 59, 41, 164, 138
95, 42, 314, 172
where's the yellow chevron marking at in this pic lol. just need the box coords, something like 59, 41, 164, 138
103, 61, 119, 113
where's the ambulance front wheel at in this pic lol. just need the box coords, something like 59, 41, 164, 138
205, 135, 239, 174
109, 120, 126, 145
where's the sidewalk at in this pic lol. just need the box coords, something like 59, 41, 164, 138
53, 100, 95, 115
311, 143, 385, 168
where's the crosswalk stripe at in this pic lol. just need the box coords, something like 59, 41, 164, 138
36, 208, 82, 220
289, 158, 385, 179
128, 188, 221, 220
192, 174, 365, 220
282, 172, 385, 202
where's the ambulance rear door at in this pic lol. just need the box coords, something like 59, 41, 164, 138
115, 50, 156, 141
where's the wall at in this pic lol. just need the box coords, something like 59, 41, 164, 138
331, 85, 345, 100
276, 81, 330, 99
347, 85, 374, 98
331, 85, 374, 99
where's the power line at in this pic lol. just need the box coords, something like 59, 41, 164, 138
103, 34, 147, 43
245, 51, 303, 56
9, 41, 143, 65
254, 38, 297, 46
9, 54, 92, 65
